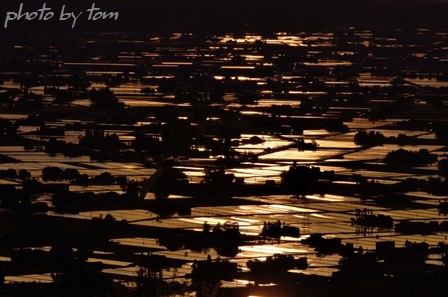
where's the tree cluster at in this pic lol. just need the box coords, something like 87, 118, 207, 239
384, 148, 437, 166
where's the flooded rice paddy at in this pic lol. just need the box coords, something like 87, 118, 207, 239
3, 112, 447, 287
2, 29, 448, 297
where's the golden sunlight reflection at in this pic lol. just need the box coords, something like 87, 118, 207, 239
6, 274, 53, 283
267, 204, 314, 213
306, 194, 345, 202
310, 213, 332, 218
238, 205, 275, 214
230, 217, 261, 224
239, 245, 308, 255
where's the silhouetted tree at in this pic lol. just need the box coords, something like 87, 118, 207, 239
89, 88, 124, 110
439, 158, 448, 181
